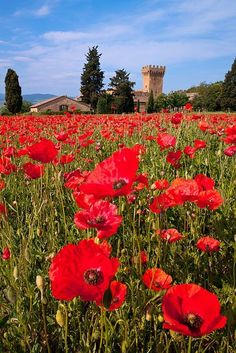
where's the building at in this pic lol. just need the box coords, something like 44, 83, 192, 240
30, 95, 90, 113
134, 65, 166, 112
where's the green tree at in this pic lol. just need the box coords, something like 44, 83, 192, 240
109, 69, 135, 113
154, 93, 169, 112
191, 82, 223, 111
5, 68, 22, 114
147, 90, 154, 113
220, 58, 236, 111
21, 100, 32, 113
80, 46, 104, 110
167, 91, 188, 109
96, 93, 112, 114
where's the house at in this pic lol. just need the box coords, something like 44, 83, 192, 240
30, 95, 90, 113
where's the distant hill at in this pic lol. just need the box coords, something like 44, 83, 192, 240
0, 93, 57, 106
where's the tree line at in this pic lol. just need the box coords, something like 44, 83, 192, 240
1, 47, 236, 114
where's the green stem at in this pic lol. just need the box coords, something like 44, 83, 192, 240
187, 336, 192, 353
41, 301, 51, 353
64, 304, 69, 353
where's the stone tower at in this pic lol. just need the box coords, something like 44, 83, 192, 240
141, 65, 166, 98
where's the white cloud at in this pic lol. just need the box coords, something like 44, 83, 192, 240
34, 5, 50, 17
14, 4, 51, 17
43, 24, 133, 42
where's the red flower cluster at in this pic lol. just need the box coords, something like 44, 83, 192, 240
49, 239, 119, 302
150, 175, 223, 213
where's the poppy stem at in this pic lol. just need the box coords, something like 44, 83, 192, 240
187, 336, 192, 353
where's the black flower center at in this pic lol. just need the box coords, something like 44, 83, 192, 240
87, 216, 106, 226
84, 269, 104, 285
113, 179, 128, 190
184, 313, 203, 330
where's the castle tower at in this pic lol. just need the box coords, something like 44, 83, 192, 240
141, 65, 166, 98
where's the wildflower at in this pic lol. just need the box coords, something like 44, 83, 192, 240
74, 200, 122, 239
49, 239, 119, 302
142, 268, 172, 292
162, 284, 227, 337
196, 236, 220, 252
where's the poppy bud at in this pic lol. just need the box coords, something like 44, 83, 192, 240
145, 304, 153, 321
36, 275, 44, 300
13, 266, 18, 280
4, 287, 16, 304
56, 309, 65, 327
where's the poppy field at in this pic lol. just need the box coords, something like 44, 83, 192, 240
0, 111, 236, 353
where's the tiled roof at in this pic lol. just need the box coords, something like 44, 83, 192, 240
30, 95, 90, 108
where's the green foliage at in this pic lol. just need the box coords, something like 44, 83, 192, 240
147, 90, 154, 113
21, 100, 32, 113
96, 93, 112, 114
5, 68, 22, 114
0, 104, 11, 115
80, 46, 104, 110
109, 69, 135, 113
191, 82, 222, 111
220, 58, 236, 111
154, 93, 169, 112
167, 91, 188, 109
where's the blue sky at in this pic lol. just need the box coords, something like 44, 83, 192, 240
0, 0, 235, 96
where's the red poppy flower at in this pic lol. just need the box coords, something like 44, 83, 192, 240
184, 103, 193, 111
73, 191, 98, 209
28, 139, 58, 163
2, 247, 10, 260
184, 146, 196, 159
149, 193, 176, 213
196, 236, 220, 252
55, 131, 69, 141
97, 281, 127, 311
166, 150, 182, 168
49, 239, 119, 302
23, 162, 44, 179
142, 268, 172, 292
162, 284, 227, 337
64, 169, 90, 191
194, 139, 206, 150
0, 203, 7, 217
0, 157, 17, 175
74, 200, 122, 239
132, 250, 148, 265
57, 154, 75, 165
223, 145, 236, 157
156, 133, 176, 150
151, 179, 169, 190
196, 189, 224, 210
166, 178, 199, 204
171, 113, 182, 125
80, 147, 139, 198
0, 179, 5, 190
194, 174, 215, 191
157, 228, 183, 243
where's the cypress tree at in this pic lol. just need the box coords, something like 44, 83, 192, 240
147, 90, 154, 113
5, 68, 22, 114
80, 46, 104, 110
109, 69, 134, 113
220, 58, 236, 111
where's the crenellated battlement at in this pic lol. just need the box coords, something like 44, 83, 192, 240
142, 65, 166, 74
